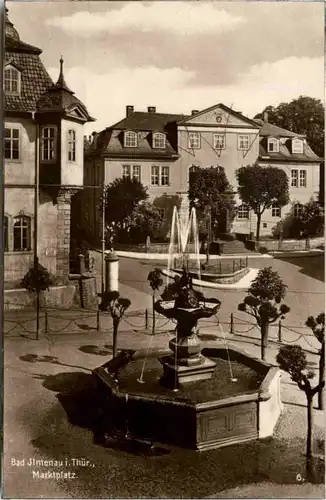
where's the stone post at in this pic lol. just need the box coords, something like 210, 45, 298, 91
105, 251, 119, 292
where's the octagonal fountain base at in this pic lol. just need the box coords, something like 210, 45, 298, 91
93, 346, 283, 451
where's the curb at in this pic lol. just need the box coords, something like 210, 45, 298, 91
161, 268, 259, 290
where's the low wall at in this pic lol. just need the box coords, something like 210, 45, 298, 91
246, 236, 324, 253
199, 267, 250, 284
4, 285, 76, 310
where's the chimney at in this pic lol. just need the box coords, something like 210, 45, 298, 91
264, 111, 268, 123
147, 106, 156, 113
126, 105, 134, 117
191, 110, 199, 116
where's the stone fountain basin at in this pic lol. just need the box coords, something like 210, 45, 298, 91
154, 299, 221, 322
93, 346, 283, 451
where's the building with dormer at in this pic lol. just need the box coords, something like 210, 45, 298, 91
4, 9, 94, 287
82, 103, 321, 244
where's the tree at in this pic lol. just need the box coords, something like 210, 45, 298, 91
296, 200, 324, 247
276, 344, 325, 472
21, 258, 54, 339
188, 166, 235, 261
104, 177, 148, 226
99, 291, 131, 357
121, 202, 162, 243
255, 96, 324, 159
236, 164, 290, 244
238, 267, 290, 360
306, 313, 325, 410
147, 268, 163, 335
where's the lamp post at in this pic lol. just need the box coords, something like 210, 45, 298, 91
101, 183, 106, 298
206, 205, 212, 265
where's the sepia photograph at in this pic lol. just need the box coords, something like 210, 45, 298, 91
2, 1, 325, 498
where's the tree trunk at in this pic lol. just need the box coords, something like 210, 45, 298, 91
36, 290, 40, 340
260, 323, 269, 361
152, 293, 156, 335
256, 212, 262, 245
306, 393, 313, 459
112, 318, 119, 358
318, 344, 325, 410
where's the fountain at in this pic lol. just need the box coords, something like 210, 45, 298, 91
93, 206, 283, 451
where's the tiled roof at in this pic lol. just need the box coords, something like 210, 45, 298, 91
255, 119, 305, 138
259, 142, 320, 163
111, 111, 189, 132
4, 50, 54, 113
5, 36, 42, 55
87, 127, 178, 158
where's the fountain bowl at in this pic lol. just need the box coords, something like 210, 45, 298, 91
93, 345, 283, 451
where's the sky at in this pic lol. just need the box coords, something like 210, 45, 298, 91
8, 1, 324, 134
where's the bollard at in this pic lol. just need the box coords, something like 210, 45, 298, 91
246, 256, 248, 268
278, 320, 282, 342
79, 253, 86, 275
105, 251, 119, 292
145, 309, 149, 330
96, 309, 100, 331
230, 313, 234, 334
44, 311, 48, 334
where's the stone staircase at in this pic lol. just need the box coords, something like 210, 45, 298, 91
217, 239, 256, 255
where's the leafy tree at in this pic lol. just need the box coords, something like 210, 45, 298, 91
236, 164, 290, 243
296, 200, 324, 246
121, 202, 162, 243
188, 166, 235, 235
104, 177, 148, 226
238, 267, 290, 360
306, 313, 325, 410
254, 96, 324, 159
147, 268, 163, 334
99, 291, 131, 357
276, 345, 325, 470
21, 258, 54, 339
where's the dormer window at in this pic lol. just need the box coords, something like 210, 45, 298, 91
4, 65, 21, 95
292, 138, 303, 154
267, 138, 279, 153
124, 131, 137, 148
153, 132, 166, 149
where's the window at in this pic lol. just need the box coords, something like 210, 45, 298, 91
268, 138, 279, 153
122, 165, 141, 181
238, 134, 250, 150
291, 169, 298, 187
41, 127, 56, 161
151, 166, 160, 186
4, 216, 8, 252
4, 66, 20, 94
293, 204, 303, 217
272, 204, 281, 217
161, 166, 170, 186
299, 170, 307, 188
153, 133, 166, 149
237, 204, 249, 219
5, 127, 20, 160
213, 134, 225, 150
67, 129, 76, 162
124, 131, 137, 148
13, 215, 31, 251
188, 132, 200, 149
292, 139, 303, 154
291, 169, 307, 188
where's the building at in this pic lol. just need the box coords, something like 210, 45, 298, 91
82, 103, 321, 244
4, 9, 94, 287
82, 103, 260, 243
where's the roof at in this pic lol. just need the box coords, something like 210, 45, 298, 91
255, 119, 305, 138
111, 111, 189, 132
259, 141, 320, 163
87, 127, 179, 159
4, 51, 54, 113
36, 58, 95, 122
